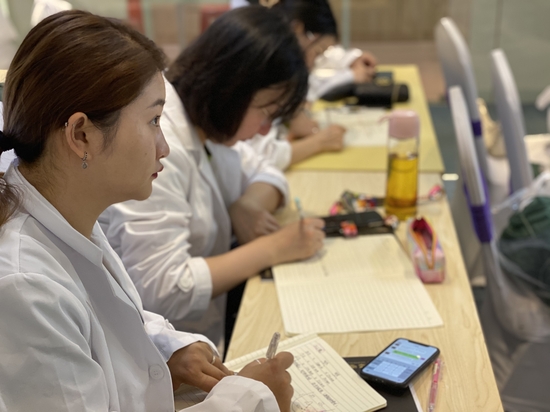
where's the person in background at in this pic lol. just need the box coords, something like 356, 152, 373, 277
99, 7, 325, 354
0, 10, 293, 412
233, 0, 378, 170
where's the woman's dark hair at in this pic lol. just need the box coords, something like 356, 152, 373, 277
0, 10, 166, 227
272, 0, 338, 37
166, 6, 308, 143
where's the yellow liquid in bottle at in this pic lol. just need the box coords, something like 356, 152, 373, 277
384, 153, 418, 220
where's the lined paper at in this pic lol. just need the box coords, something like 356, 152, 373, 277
175, 334, 386, 412
315, 107, 388, 147
273, 235, 443, 335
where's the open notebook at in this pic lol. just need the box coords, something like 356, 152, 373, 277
175, 334, 387, 412
273, 234, 443, 335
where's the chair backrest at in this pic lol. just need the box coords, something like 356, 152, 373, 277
491, 49, 533, 194
449, 85, 550, 342
435, 17, 488, 177
448, 86, 491, 238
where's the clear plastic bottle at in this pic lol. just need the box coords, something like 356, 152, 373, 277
383, 110, 420, 220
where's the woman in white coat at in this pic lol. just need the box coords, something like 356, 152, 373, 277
0, 10, 293, 412
100, 7, 326, 352
233, 0, 378, 170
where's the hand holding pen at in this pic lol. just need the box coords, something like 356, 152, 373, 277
238, 332, 293, 412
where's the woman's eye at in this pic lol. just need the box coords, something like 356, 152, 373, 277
151, 116, 161, 126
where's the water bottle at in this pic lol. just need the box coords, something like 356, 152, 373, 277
383, 110, 420, 220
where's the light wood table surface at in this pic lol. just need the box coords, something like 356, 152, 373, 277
227, 171, 504, 412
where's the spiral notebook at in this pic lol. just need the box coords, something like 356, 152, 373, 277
175, 333, 386, 412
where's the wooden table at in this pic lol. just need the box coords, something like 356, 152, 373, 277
227, 171, 504, 411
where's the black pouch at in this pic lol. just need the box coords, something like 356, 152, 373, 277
322, 210, 393, 237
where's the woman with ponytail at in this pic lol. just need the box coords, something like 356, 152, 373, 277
0, 10, 293, 412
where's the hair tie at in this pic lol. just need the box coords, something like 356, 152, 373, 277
0, 130, 15, 152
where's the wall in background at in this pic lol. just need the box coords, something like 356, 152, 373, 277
328, 0, 448, 42
450, 0, 550, 103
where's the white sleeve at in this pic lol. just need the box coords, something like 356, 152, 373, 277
244, 125, 292, 171
0, 273, 110, 412
101, 142, 212, 325
308, 69, 355, 102
231, 140, 290, 206
314, 45, 363, 71
143, 310, 219, 361
184, 376, 280, 411
230, 0, 250, 8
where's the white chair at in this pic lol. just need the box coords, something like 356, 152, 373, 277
435, 17, 488, 177
450, 85, 550, 411
435, 17, 504, 284
491, 49, 534, 194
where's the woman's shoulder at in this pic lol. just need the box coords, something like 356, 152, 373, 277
0, 212, 90, 310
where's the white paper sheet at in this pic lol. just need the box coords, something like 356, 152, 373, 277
273, 235, 443, 335
314, 107, 388, 147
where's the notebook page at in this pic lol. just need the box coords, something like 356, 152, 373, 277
273, 235, 443, 335
274, 235, 416, 284
315, 107, 388, 147
176, 334, 387, 412
276, 279, 442, 334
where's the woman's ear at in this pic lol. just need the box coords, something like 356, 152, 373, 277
63, 112, 98, 161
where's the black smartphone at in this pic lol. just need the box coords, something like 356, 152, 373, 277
360, 338, 439, 390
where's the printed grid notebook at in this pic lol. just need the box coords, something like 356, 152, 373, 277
175, 334, 387, 412
272, 234, 443, 335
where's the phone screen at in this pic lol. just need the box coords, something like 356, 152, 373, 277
361, 339, 439, 384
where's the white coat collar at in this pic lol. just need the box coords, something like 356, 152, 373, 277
5, 163, 145, 316
5, 163, 104, 267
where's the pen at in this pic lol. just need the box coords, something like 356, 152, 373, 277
294, 197, 304, 221
428, 358, 442, 412
265, 332, 281, 360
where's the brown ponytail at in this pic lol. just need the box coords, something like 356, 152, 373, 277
0, 10, 166, 227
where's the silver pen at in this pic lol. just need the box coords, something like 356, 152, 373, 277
265, 332, 281, 360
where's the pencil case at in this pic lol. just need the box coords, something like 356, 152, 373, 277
322, 211, 393, 238
406, 217, 445, 283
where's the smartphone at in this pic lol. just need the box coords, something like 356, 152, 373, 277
360, 338, 439, 390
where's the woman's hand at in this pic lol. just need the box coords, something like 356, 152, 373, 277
270, 218, 325, 264
229, 197, 281, 245
314, 124, 346, 152
351, 51, 377, 83
288, 110, 320, 140
239, 352, 294, 412
167, 342, 231, 392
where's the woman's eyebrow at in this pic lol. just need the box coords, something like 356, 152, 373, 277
148, 98, 166, 109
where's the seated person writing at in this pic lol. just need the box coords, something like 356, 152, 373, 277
100, 7, 325, 353
234, 0, 378, 170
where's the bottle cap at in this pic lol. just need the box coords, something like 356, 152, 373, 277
381, 110, 419, 139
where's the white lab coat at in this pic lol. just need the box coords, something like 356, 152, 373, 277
0, 163, 279, 412
100, 77, 289, 350
244, 121, 292, 171
308, 45, 362, 102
